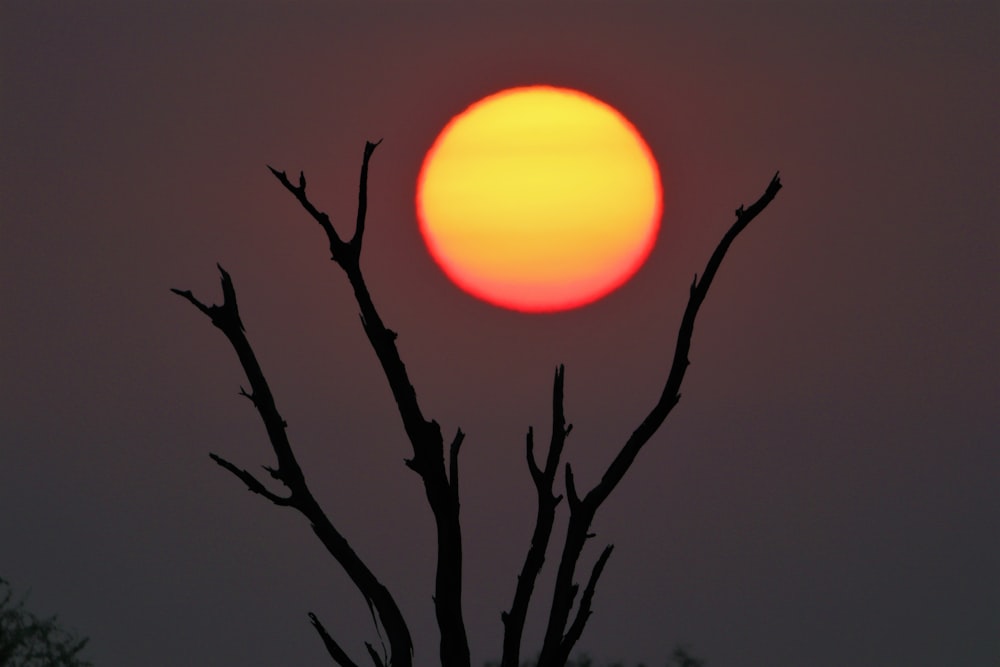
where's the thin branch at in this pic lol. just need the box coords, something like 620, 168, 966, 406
174, 265, 414, 667
525, 427, 542, 484
169, 288, 211, 318
309, 612, 360, 667
590, 171, 782, 509
208, 453, 293, 506
449, 429, 465, 500
501, 366, 570, 667
538, 172, 782, 667
365, 642, 386, 667
352, 139, 382, 255
268, 166, 350, 263
269, 142, 469, 667
558, 544, 614, 664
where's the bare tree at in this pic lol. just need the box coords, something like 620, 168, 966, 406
173, 140, 781, 667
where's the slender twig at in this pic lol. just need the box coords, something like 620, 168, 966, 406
208, 453, 293, 506
365, 642, 386, 667
309, 612, 360, 667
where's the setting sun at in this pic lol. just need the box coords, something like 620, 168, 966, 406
416, 86, 663, 312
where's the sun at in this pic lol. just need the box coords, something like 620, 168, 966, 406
416, 85, 663, 313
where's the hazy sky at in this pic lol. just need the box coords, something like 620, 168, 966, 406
2, 2, 997, 666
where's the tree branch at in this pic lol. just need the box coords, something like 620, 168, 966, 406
173, 266, 413, 667
591, 171, 782, 509
267, 166, 352, 264
501, 366, 570, 667
449, 429, 465, 500
208, 453, 293, 506
269, 142, 470, 667
557, 544, 613, 665
365, 642, 386, 667
538, 172, 782, 667
309, 612, 360, 667
352, 139, 382, 255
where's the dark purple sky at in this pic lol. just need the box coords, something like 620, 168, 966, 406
2, 2, 997, 666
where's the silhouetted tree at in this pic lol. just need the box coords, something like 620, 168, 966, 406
174, 141, 781, 667
0, 578, 92, 667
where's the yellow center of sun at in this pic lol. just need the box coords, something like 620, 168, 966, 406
416, 85, 663, 312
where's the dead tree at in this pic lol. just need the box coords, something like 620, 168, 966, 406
173, 140, 781, 667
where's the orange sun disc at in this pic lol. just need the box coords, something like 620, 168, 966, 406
416, 85, 663, 313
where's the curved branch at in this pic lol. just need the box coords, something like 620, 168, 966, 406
590, 171, 782, 508
538, 172, 782, 667
173, 266, 413, 667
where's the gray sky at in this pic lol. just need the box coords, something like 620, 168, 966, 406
2, 2, 997, 666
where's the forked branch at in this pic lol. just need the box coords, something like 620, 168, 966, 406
172, 266, 413, 667
500, 366, 571, 667
269, 142, 470, 667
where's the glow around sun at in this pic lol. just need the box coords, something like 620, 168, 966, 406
416, 85, 663, 313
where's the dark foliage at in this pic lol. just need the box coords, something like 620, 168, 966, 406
0, 578, 91, 667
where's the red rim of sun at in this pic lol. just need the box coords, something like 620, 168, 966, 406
416, 85, 663, 313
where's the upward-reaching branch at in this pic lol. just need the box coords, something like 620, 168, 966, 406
537, 172, 782, 666
352, 138, 381, 255
172, 266, 413, 667
269, 141, 470, 667
500, 366, 571, 667
592, 171, 782, 507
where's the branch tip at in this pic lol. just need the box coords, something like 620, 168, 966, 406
558, 544, 615, 661
449, 428, 465, 495
309, 612, 359, 667
526, 427, 543, 481
365, 642, 385, 667
537, 172, 781, 666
